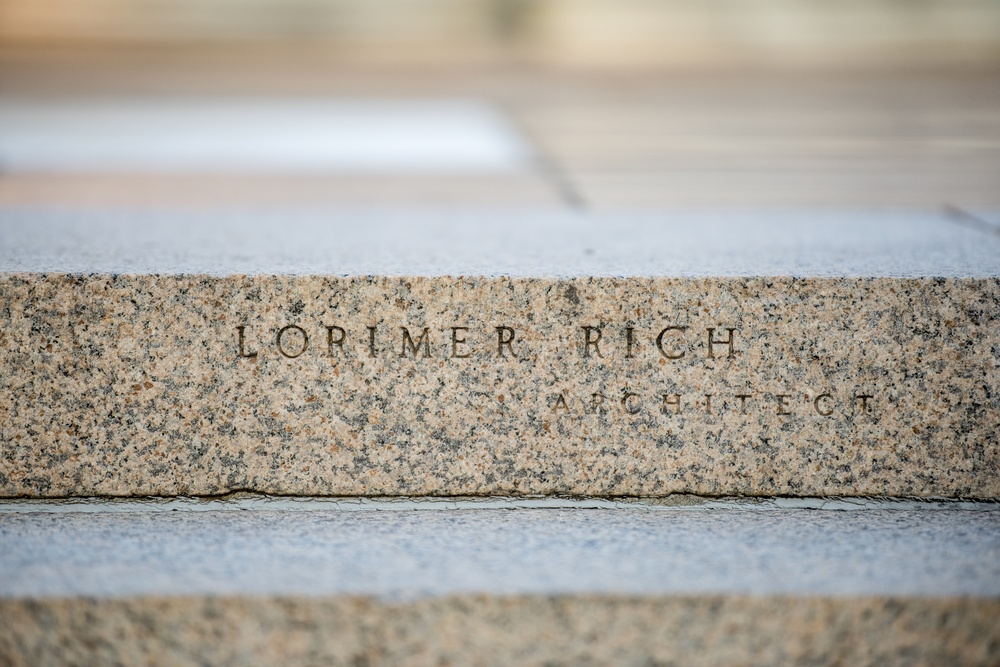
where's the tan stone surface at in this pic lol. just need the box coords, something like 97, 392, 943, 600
2, 594, 998, 667
1, 275, 997, 498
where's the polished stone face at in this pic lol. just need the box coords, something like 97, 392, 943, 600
2, 210, 998, 498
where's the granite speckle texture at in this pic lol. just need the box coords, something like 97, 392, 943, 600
1, 210, 998, 498
4, 595, 998, 667
1, 274, 997, 498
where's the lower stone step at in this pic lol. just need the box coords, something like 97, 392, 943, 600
2, 503, 998, 665
5, 595, 998, 667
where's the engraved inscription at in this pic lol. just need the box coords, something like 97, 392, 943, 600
235, 320, 877, 418
237, 324, 524, 360
706, 327, 736, 359
235, 323, 743, 362
814, 393, 834, 416
236, 325, 257, 359
581, 326, 603, 358
496, 326, 518, 358
656, 326, 686, 359
326, 325, 346, 357
450, 327, 471, 359
367, 326, 377, 358
549, 390, 876, 417
276, 325, 308, 359
400, 327, 431, 359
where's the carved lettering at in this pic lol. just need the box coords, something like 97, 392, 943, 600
236, 325, 257, 359
707, 327, 736, 359
814, 393, 834, 416
228, 317, 877, 422
450, 327, 471, 359
367, 326, 377, 358
276, 325, 308, 359
325, 325, 346, 357
655, 326, 686, 359
400, 327, 431, 359
496, 326, 518, 358
661, 393, 681, 414
582, 326, 603, 358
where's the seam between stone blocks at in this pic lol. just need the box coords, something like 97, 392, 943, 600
1, 493, 998, 513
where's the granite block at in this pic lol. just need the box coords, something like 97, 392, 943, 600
1, 507, 999, 666
1, 210, 998, 498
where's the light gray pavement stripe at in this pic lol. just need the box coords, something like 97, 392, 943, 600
2, 508, 998, 599
3, 208, 1000, 277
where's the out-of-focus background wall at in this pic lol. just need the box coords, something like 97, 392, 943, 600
2, 0, 999, 70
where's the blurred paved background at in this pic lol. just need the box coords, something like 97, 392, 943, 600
0, 0, 997, 210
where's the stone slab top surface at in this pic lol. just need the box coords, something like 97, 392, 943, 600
0, 99, 530, 172
2, 208, 999, 278
1, 506, 998, 600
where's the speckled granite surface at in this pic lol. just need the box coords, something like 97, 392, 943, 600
2, 274, 997, 497
1, 210, 998, 498
4, 595, 998, 667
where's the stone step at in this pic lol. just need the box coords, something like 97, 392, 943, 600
2, 502, 998, 666
2, 209, 999, 498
